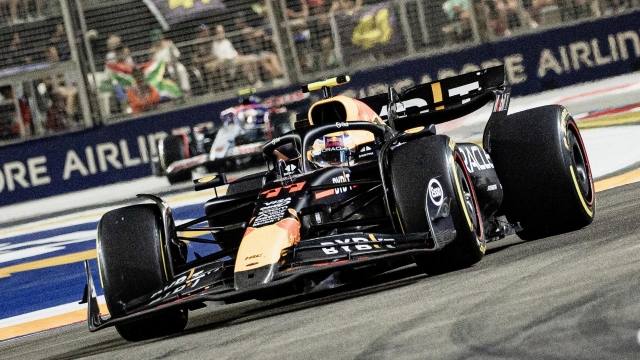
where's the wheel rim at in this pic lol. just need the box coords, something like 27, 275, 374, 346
455, 161, 482, 240
568, 129, 591, 201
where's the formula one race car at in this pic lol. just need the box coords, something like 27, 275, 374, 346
154, 90, 311, 184
83, 66, 595, 341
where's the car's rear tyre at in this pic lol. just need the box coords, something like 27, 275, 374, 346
389, 136, 485, 275
485, 105, 595, 240
414, 154, 485, 275
167, 171, 192, 185
97, 204, 188, 341
159, 135, 191, 184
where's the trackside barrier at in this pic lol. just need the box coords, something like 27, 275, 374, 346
0, 97, 236, 206
338, 10, 640, 98
1, 11, 640, 206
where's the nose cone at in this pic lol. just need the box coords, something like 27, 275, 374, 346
234, 217, 300, 290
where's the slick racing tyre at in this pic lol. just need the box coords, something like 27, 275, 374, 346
159, 134, 191, 184
485, 105, 595, 240
97, 204, 188, 341
389, 135, 485, 275
167, 171, 192, 185
414, 153, 485, 274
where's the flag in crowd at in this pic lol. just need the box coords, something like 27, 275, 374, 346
335, 1, 403, 66
146, 0, 226, 26
105, 60, 182, 100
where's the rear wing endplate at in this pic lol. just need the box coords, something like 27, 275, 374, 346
359, 65, 508, 131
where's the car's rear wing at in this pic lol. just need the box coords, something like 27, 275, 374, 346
359, 65, 508, 131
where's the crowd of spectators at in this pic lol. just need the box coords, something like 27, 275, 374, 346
209, 24, 263, 88
1, 0, 640, 139
284, 0, 365, 72
98, 2, 295, 116
477, 0, 624, 39
234, 13, 283, 83
0, 18, 80, 139
0, 0, 44, 25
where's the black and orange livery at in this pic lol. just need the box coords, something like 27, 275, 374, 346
85, 66, 595, 341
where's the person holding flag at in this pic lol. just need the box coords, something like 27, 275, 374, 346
126, 67, 160, 114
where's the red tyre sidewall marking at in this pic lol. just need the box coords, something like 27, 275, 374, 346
455, 152, 483, 241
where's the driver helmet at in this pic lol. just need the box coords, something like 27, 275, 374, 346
220, 108, 239, 125
307, 130, 375, 168
310, 132, 356, 168
240, 94, 261, 105
310, 129, 376, 168
237, 106, 268, 125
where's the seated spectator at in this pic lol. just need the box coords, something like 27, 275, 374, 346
192, 25, 213, 61
556, 0, 599, 20
484, 0, 539, 37
126, 67, 160, 114
105, 35, 134, 65
32, 0, 43, 19
43, 46, 78, 118
3, 32, 32, 67
527, 0, 557, 23
8, 0, 43, 24
0, 96, 19, 140
307, 1, 331, 70
442, 0, 473, 43
45, 92, 72, 132
149, 29, 191, 96
0, 85, 31, 138
600, 0, 629, 14
190, 24, 218, 92
205, 25, 262, 89
44, 45, 58, 63
310, 0, 361, 68
234, 13, 283, 82
104, 35, 135, 109
287, 0, 309, 19
292, 0, 339, 71
330, 0, 362, 14
49, 23, 70, 61
286, 0, 312, 72
0, 2, 8, 24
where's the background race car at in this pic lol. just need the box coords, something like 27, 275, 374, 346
153, 90, 312, 183
85, 66, 595, 342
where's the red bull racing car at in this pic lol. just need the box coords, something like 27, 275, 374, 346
83, 66, 595, 341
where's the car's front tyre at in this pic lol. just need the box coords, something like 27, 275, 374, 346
97, 204, 188, 341
388, 135, 485, 275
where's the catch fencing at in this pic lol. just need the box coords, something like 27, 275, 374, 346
1, 0, 638, 144
1, 1, 640, 205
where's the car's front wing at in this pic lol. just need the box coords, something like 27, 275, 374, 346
83, 231, 440, 332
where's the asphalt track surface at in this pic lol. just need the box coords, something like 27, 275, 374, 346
2, 73, 640, 358
1, 181, 640, 359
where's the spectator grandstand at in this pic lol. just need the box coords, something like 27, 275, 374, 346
0, 0, 638, 145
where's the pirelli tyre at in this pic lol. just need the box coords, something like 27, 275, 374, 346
97, 204, 188, 341
389, 135, 485, 275
485, 105, 595, 240
159, 134, 191, 184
